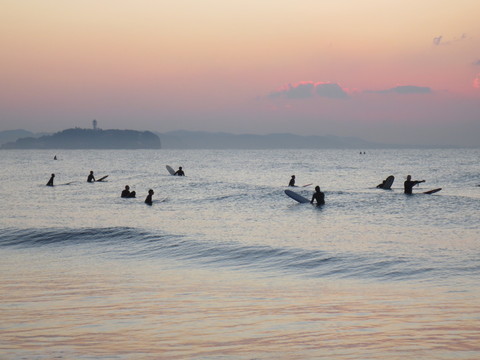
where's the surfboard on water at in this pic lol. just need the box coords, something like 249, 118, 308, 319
377, 175, 394, 190
166, 165, 176, 175
97, 175, 109, 182
285, 189, 310, 204
423, 188, 442, 194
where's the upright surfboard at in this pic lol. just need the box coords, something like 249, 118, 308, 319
166, 165, 175, 175
423, 188, 442, 195
377, 175, 394, 190
285, 189, 310, 204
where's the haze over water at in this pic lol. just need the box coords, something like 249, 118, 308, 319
1, 148, 479, 359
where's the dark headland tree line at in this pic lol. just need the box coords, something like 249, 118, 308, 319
1, 128, 161, 149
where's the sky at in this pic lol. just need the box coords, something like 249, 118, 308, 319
1, 0, 479, 146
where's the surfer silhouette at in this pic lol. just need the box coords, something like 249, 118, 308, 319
145, 189, 154, 205
310, 186, 325, 205
404, 175, 425, 194
121, 185, 136, 198
46, 173, 55, 186
174, 167, 185, 176
54, 155, 57, 160
288, 175, 296, 187
87, 171, 95, 183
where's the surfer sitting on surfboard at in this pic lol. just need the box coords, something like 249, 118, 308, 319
87, 171, 95, 183
121, 185, 136, 198
404, 175, 425, 194
174, 167, 185, 176
289, 175, 296, 187
310, 186, 325, 205
46, 173, 55, 186
145, 189, 154, 205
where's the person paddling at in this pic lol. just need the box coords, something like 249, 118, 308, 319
404, 175, 425, 194
310, 186, 325, 205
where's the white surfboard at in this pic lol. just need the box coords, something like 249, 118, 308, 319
285, 189, 310, 204
166, 165, 175, 175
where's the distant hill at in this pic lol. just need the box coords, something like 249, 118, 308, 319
1, 128, 161, 149
0, 129, 37, 145
1, 128, 457, 150
157, 130, 392, 149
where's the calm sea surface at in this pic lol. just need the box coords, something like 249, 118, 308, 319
1, 149, 479, 359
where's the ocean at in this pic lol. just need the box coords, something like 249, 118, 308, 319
1, 148, 479, 359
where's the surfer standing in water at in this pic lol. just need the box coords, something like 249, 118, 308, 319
145, 189, 154, 205
87, 171, 95, 183
174, 167, 185, 176
404, 175, 425, 194
288, 175, 296, 187
310, 186, 325, 205
46, 173, 55, 186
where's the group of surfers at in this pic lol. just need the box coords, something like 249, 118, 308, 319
288, 173, 427, 206
376, 175, 426, 195
288, 175, 325, 205
46, 167, 185, 205
46, 167, 426, 206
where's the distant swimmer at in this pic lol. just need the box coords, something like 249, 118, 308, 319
121, 185, 136, 198
404, 175, 425, 194
310, 185, 325, 205
87, 171, 95, 183
54, 155, 57, 160
145, 189, 154, 205
174, 167, 185, 176
288, 175, 296, 187
46, 173, 55, 186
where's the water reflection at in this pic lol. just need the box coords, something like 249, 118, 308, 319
1, 250, 479, 359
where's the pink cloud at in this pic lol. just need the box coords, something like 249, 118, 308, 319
473, 74, 480, 89
269, 81, 348, 99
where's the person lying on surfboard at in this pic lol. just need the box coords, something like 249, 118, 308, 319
310, 186, 325, 205
174, 167, 185, 176
404, 175, 425, 194
289, 175, 296, 187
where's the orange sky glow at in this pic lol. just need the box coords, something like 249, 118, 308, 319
1, 0, 479, 146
